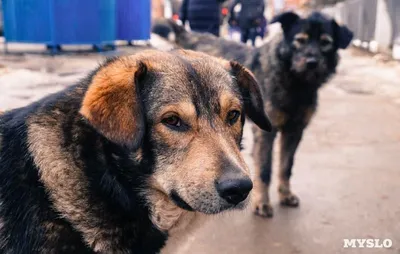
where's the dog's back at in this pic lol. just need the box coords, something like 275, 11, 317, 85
153, 19, 255, 66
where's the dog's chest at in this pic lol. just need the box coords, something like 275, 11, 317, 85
162, 212, 207, 253
265, 94, 316, 129
262, 76, 318, 129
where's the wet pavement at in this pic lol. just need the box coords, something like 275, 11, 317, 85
0, 37, 399, 254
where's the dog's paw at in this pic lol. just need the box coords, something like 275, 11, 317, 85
252, 202, 274, 218
279, 193, 300, 207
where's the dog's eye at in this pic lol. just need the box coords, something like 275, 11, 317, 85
162, 115, 182, 128
227, 110, 240, 125
320, 38, 332, 47
320, 35, 333, 49
295, 37, 307, 45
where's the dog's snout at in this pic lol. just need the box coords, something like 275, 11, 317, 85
306, 57, 318, 69
216, 177, 253, 205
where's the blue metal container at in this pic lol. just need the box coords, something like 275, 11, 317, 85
3, 0, 53, 43
2, 0, 116, 50
116, 0, 151, 41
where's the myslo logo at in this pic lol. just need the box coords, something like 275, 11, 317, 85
343, 239, 393, 248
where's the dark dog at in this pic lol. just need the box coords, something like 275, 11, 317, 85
0, 50, 271, 253
152, 19, 176, 40
154, 12, 353, 217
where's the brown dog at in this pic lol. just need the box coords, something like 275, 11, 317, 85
0, 49, 271, 253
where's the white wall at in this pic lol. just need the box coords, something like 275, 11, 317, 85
374, 0, 393, 52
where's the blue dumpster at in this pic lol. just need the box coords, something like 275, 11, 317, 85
2, 0, 116, 51
116, 0, 151, 41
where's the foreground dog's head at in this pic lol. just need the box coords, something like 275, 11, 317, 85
80, 50, 271, 216
271, 12, 353, 84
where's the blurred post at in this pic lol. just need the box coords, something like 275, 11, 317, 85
266, 0, 275, 19
152, 0, 165, 20
284, 0, 309, 10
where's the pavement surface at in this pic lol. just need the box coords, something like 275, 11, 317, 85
0, 37, 399, 254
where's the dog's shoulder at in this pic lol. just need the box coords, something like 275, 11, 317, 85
0, 84, 92, 252
0, 58, 170, 253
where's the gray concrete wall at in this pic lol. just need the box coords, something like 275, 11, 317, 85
374, 0, 393, 52
323, 0, 400, 58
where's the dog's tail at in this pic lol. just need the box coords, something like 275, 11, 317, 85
152, 19, 187, 42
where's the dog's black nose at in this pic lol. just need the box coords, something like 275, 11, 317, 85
216, 177, 253, 205
306, 57, 318, 69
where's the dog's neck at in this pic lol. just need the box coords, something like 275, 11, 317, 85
146, 188, 207, 250
27, 110, 168, 252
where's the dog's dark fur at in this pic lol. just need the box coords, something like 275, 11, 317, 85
0, 50, 271, 253
153, 12, 353, 217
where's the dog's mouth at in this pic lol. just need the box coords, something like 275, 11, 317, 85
169, 189, 249, 215
170, 190, 194, 212
292, 64, 327, 83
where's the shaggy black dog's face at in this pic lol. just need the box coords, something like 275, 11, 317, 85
272, 12, 353, 84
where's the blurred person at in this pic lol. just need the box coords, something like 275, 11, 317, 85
249, 15, 268, 46
229, 0, 265, 46
227, 0, 241, 39
180, 0, 226, 36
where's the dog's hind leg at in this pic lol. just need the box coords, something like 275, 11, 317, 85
278, 129, 304, 207
251, 127, 277, 218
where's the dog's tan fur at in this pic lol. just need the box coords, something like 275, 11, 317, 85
265, 101, 288, 128
27, 119, 113, 251
80, 56, 145, 147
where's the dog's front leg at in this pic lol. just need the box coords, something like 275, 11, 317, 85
251, 128, 277, 217
278, 129, 304, 207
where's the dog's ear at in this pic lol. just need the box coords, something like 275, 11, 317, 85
80, 58, 147, 149
270, 12, 300, 34
230, 61, 271, 132
332, 20, 353, 49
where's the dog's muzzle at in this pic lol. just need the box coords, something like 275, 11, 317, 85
306, 57, 318, 70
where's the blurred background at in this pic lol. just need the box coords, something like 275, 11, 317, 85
0, 0, 399, 57
0, 1, 399, 254
153, 0, 399, 57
